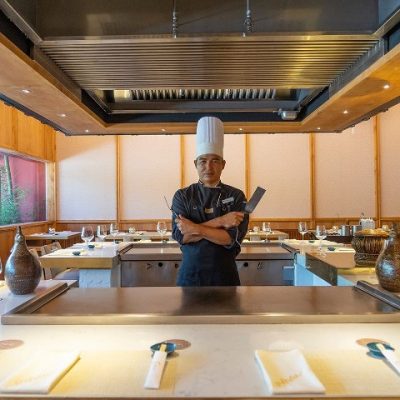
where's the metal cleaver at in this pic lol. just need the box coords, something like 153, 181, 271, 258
244, 186, 266, 213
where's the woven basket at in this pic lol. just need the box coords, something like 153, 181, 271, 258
352, 230, 389, 266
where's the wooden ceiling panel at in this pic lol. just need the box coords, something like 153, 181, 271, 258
1, 32, 400, 135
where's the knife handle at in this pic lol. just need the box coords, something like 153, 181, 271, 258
144, 350, 167, 389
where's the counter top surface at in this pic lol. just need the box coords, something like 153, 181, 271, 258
39, 242, 131, 269
2, 283, 400, 398
1, 321, 400, 399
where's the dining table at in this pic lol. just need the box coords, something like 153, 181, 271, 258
25, 231, 81, 248
39, 242, 128, 288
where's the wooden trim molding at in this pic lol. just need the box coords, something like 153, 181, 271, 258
309, 133, 316, 229
116, 135, 121, 225
244, 134, 250, 199
374, 115, 382, 227
180, 135, 185, 188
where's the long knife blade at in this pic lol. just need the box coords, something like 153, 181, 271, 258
244, 186, 266, 213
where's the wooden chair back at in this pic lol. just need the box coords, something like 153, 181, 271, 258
41, 241, 62, 255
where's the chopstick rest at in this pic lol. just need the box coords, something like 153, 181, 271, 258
144, 343, 167, 389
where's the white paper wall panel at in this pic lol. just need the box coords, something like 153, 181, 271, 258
315, 120, 375, 218
182, 135, 197, 186
120, 135, 180, 219
379, 103, 400, 217
56, 134, 116, 220
248, 134, 311, 218
183, 134, 246, 192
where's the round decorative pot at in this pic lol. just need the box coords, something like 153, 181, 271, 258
5, 226, 42, 295
351, 229, 389, 266
375, 225, 400, 292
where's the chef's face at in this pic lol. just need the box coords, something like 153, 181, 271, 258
195, 154, 226, 187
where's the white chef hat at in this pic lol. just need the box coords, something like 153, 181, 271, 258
196, 116, 224, 158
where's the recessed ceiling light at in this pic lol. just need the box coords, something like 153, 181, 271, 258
84, 129, 90, 133
239, 128, 243, 131
317, 127, 321, 130
383, 84, 390, 89
58, 113, 67, 118
343, 110, 349, 114
161, 128, 166, 132
21, 89, 31, 94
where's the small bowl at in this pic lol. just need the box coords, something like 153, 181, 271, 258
88, 244, 95, 249
308, 240, 315, 243
366, 342, 394, 359
150, 342, 176, 355
72, 250, 81, 256
327, 246, 336, 251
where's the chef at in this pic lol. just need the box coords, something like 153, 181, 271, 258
172, 116, 249, 286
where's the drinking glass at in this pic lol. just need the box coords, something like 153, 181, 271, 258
262, 222, 272, 241
315, 225, 327, 254
110, 223, 119, 244
157, 221, 167, 242
298, 222, 308, 242
96, 225, 107, 241
81, 225, 94, 247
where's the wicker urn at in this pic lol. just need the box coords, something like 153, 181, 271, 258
351, 229, 389, 266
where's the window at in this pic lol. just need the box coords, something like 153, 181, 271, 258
0, 151, 46, 225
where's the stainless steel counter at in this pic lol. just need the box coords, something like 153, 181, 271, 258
120, 244, 293, 261
120, 244, 295, 287
3, 285, 399, 325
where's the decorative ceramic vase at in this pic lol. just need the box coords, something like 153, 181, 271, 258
375, 224, 400, 292
5, 226, 41, 295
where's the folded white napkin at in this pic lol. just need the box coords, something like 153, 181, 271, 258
0, 351, 80, 394
255, 349, 325, 394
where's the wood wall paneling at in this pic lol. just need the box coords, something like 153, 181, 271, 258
43, 125, 56, 161
46, 163, 56, 221
1, 102, 56, 160
0, 102, 16, 150
16, 111, 45, 159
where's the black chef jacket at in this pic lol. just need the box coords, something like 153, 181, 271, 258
172, 181, 249, 286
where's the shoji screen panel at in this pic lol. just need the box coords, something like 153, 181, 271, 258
120, 135, 180, 219
380, 103, 400, 217
248, 134, 311, 218
315, 120, 375, 218
56, 134, 117, 220
183, 134, 246, 192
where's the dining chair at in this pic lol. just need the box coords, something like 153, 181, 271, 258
40, 241, 80, 282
